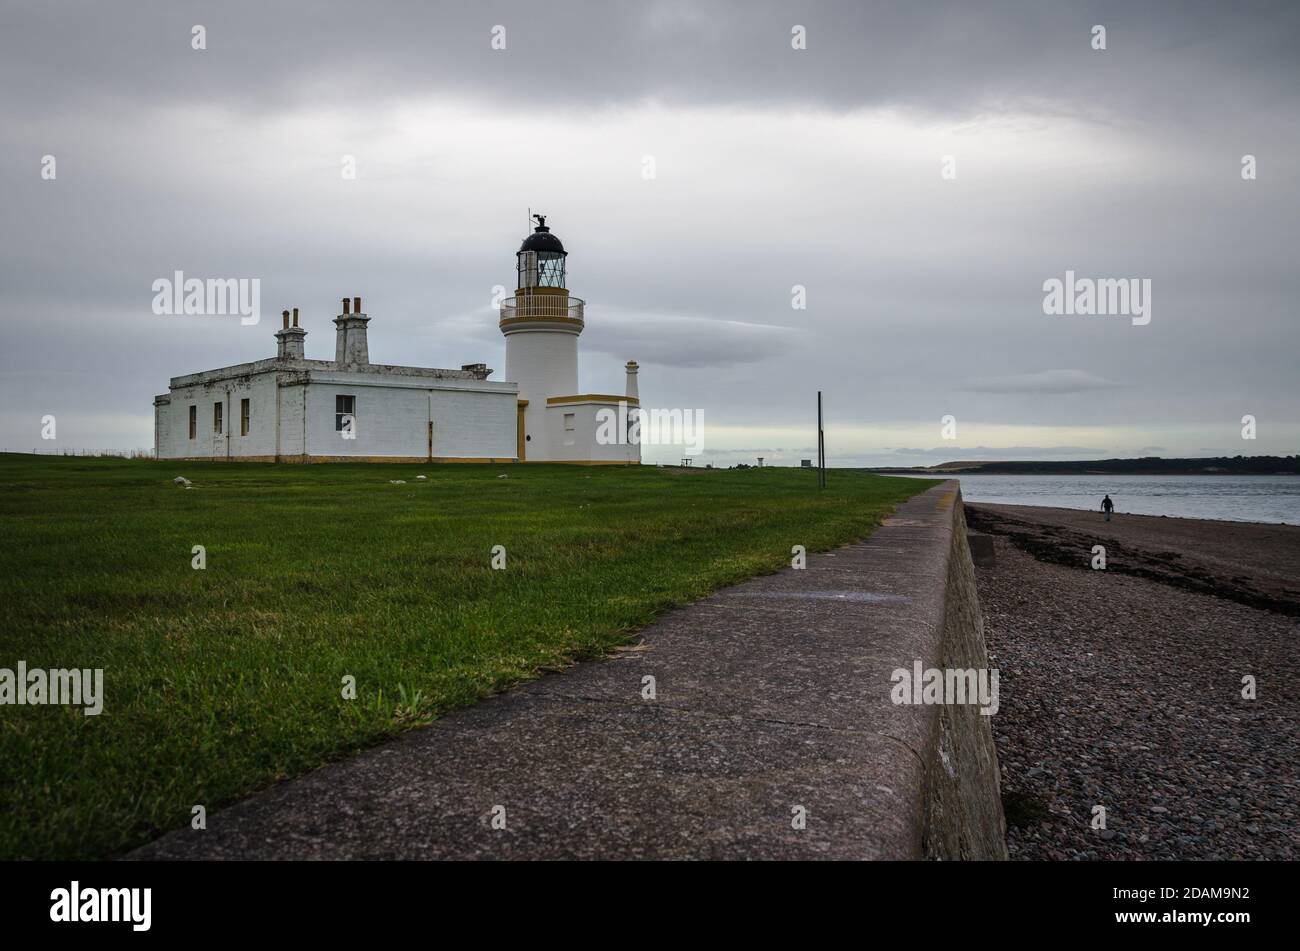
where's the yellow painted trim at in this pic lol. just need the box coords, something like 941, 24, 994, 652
165, 455, 281, 463
160, 454, 646, 466
516, 402, 527, 462
523, 459, 638, 466
513, 286, 569, 297
431, 456, 518, 464
546, 394, 640, 405
498, 315, 584, 329
310, 455, 431, 464
270, 455, 520, 464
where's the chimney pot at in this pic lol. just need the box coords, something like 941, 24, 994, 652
342, 297, 350, 315
354, 296, 361, 313
276, 311, 307, 360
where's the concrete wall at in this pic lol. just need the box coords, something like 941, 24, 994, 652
920, 491, 1009, 859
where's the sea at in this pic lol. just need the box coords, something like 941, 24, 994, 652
897, 474, 1300, 525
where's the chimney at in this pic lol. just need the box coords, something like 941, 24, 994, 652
275, 307, 307, 360
334, 295, 370, 367
625, 360, 639, 402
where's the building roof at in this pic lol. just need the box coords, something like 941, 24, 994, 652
168, 358, 493, 389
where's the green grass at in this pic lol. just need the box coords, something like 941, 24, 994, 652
0, 453, 932, 859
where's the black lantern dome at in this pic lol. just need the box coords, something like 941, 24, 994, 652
517, 214, 567, 289
519, 217, 565, 255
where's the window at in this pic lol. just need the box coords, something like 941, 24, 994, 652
240, 398, 250, 436
213, 402, 223, 434
188, 405, 196, 440
563, 412, 575, 432
335, 395, 356, 434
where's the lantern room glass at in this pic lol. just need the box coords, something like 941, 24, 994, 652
517, 251, 567, 289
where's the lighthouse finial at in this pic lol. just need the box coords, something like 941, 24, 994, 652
533, 213, 547, 230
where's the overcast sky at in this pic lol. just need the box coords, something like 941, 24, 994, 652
2, 0, 1297, 466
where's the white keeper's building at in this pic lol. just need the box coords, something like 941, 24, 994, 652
154, 216, 641, 465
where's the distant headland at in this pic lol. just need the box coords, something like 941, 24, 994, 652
869, 456, 1300, 476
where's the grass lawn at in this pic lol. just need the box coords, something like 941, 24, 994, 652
0, 453, 932, 859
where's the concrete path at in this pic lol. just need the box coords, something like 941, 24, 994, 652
131, 482, 959, 860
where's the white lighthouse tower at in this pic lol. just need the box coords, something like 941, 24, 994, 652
501, 215, 639, 464
502, 214, 581, 459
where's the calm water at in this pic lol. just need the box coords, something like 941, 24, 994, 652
901, 474, 1300, 525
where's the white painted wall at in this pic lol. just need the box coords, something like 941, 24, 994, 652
278, 380, 306, 457
304, 379, 426, 458
430, 386, 518, 458
505, 329, 579, 461
156, 372, 279, 459
301, 376, 516, 459
544, 400, 640, 463
156, 370, 517, 460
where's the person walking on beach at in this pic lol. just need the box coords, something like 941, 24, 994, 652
1101, 494, 1114, 521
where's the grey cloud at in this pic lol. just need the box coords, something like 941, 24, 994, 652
2, 1, 1298, 454
584, 313, 799, 369
960, 369, 1126, 394
4, 1, 1298, 123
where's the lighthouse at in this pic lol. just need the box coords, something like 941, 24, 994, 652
501, 215, 639, 464
153, 214, 638, 465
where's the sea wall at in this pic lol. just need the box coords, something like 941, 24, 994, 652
919, 488, 1009, 858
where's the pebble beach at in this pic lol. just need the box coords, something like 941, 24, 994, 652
968, 503, 1299, 860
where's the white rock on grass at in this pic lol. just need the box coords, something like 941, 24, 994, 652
173, 476, 192, 486
389, 479, 406, 485
416, 475, 427, 480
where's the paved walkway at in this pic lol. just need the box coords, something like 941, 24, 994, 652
131, 483, 958, 860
